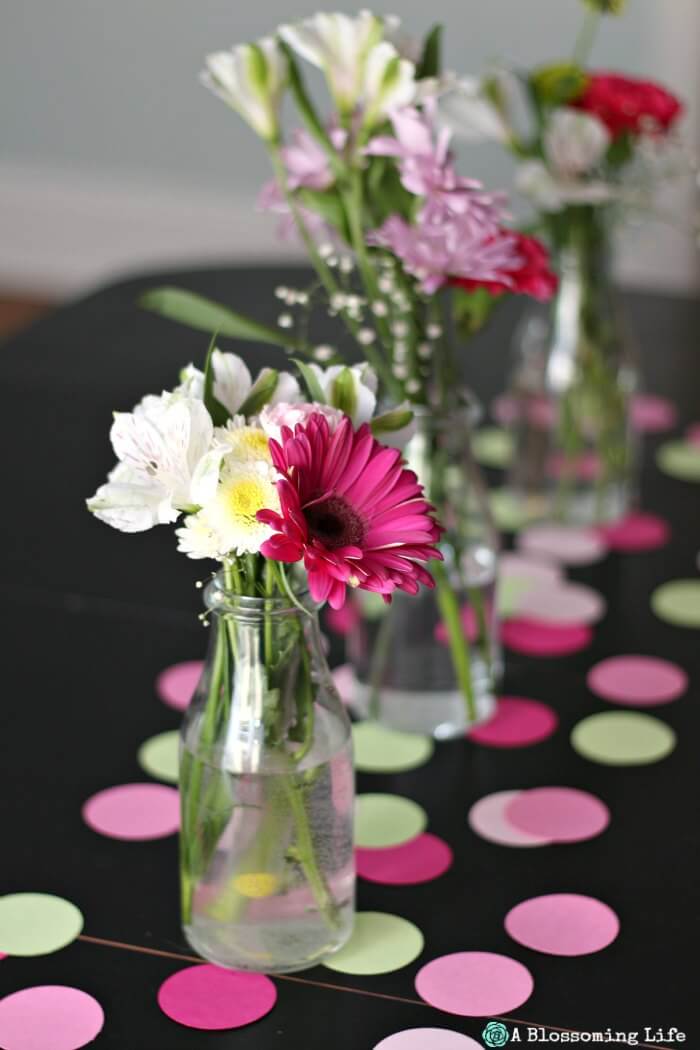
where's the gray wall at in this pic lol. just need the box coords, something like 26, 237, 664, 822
2, 0, 698, 293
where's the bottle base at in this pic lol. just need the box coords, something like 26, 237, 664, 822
349, 673, 498, 739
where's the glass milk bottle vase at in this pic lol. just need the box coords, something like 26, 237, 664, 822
179, 572, 355, 974
348, 405, 501, 739
506, 209, 637, 524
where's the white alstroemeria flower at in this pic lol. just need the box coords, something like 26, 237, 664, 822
437, 76, 510, 143
279, 10, 384, 115
544, 108, 611, 179
176, 351, 301, 417
309, 363, 378, 425
87, 463, 179, 534
516, 159, 616, 213
184, 458, 280, 558
201, 37, 287, 141
361, 42, 416, 128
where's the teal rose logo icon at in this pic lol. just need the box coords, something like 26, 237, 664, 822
482, 1021, 510, 1047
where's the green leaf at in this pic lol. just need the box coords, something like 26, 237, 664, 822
416, 24, 442, 80
278, 41, 344, 178
530, 63, 587, 107
329, 367, 357, 418
292, 359, 326, 403
296, 187, 351, 241
606, 131, 634, 169
139, 286, 295, 348
203, 335, 230, 427
370, 407, 414, 435
238, 368, 279, 416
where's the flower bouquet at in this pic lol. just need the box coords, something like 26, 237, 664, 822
441, 0, 695, 522
87, 347, 442, 972
140, 9, 556, 736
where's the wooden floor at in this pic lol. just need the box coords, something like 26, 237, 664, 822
0, 295, 54, 342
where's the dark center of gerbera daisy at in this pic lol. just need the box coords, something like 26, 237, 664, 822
304, 495, 368, 550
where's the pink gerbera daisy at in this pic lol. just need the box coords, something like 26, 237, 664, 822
257, 413, 443, 609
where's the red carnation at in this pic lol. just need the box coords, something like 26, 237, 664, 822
449, 232, 558, 302
573, 72, 683, 138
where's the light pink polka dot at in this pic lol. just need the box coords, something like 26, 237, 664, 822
547, 451, 601, 482
158, 963, 276, 1030
491, 394, 556, 429
499, 553, 562, 586
630, 393, 677, 433
82, 783, 180, 840
518, 524, 607, 566
374, 1030, 481, 1050
587, 655, 687, 706
506, 787, 610, 843
356, 833, 453, 885
331, 664, 356, 706
467, 697, 558, 748
687, 423, 700, 447
415, 951, 534, 1016
505, 894, 620, 956
156, 660, 203, 711
0, 986, 104, 1050
597, 512, 670, 552
468, 791, 550, 848
516, 581, 606, 626
502, 619, 593, 657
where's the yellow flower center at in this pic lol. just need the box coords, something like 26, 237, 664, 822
232, 872, 279, 899
226, 478, 267, 521
225, 426, 272, 463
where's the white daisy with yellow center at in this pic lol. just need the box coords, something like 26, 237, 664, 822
216, 417, 273, 464
204, 457, 280, 556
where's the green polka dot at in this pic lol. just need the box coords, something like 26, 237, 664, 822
355, 793, 427, 848
352, 723, 433, 774
137, 730, 180, 783
656, 441, 700, 482
0, 893, 84, 956
473, 427, 514, 469
651, 579, 700, 628
489, 488, 545, 533
323, 911, 424, 974
571, 711, 676, 766
497, 577, 532, 618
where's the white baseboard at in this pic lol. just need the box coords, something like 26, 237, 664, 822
0, 161, 697, 299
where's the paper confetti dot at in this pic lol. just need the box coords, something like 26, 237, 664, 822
687, 423, 700, 447
82, 783, 180, 840
355, 794, 428, 848
598, 512, 670, 552
0, 986, 104, 1050
352, 723, 434, 774
587, 655, 687, 706
499, 553, 562, 588
467, 696, 558, 748
415, 951, 534, 1016
501, 618, 593, 657
157, 964, 276, 1030
656, 441, 700, 482
156, 660, 203, 711
356, 833, 453, 885
468, 791, 550, 848
515, 581, 606, 625
137, 730, 179, 783
518, 524, 607, 566
630, 393, 677, 433
0, 894, 83, 957
472, 427, 514, 468
571, 711, 676, 766
332, 664, 356, 706
489, 489, 534, 533
323, 912, 424, 975
374, 1030, 481, 1050
505, 893, 619, 956
506, 787, 610, 843
651, 579, 700, 628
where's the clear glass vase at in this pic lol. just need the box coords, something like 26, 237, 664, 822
505, 210, 638, 524
179, 572, 355, 974
347, 402, 501, 739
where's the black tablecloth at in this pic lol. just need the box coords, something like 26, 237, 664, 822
1, 266, 698, 1049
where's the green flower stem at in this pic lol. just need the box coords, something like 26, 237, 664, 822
572, 7, 600, 65
433, 561, 476, 723
281, 774, 341, 932
467, 584, 493, 689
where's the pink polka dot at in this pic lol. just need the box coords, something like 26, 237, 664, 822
547, 451, 601, 481
434, 605, 481, 645
158, 963, 276, 1030
491, 394, 556, 429
374, 1030, 481, 1050
518, 524, 607, 566
82, 783, 180, 840
0, 986, 104, 1050
156, 661, 203, 711
356, 833, 453, 885
415, 951, 534, 1016
630, 394, 677, 433
468, 791, 551, 848
467, 697, 558, 748
515, 581, 606, 626
506, 787, 610, 843
597, 512, 670, 552
502, 619, 593, 657
331, 664, 356, 706
505, 894, 619, 956
587, 655, 687, 706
